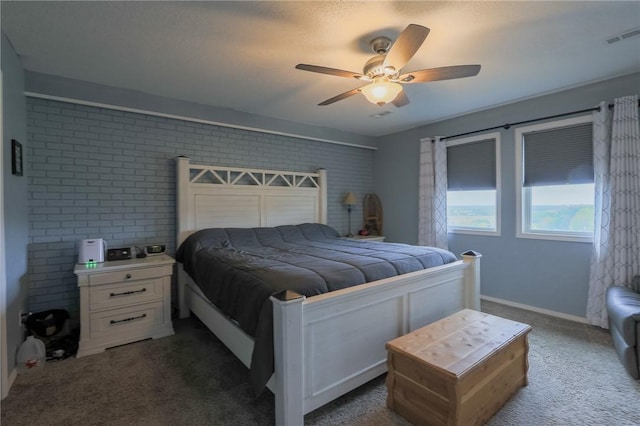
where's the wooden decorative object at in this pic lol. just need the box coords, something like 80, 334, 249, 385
362, 193, 383, 236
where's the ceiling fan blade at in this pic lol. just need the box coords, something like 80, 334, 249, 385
392, 90, 410, 107
295, 64, 364, 80
399, 65, 481, 83
318, 87, 364, 106
383, 24, 430, 72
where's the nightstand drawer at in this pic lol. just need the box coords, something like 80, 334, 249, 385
89, 278, 164, 311
88, 265, 168, 286
89, 302, 164, 338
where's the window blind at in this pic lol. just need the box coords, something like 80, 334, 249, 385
523, 123, 593, 187
447, 138, 496, 190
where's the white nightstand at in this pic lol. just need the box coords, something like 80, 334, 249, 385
344, 235, 386, 242
74, 254, 175, 357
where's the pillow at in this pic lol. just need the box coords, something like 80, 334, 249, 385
632, 275, 640, 293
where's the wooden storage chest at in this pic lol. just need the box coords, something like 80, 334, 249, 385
386, 309, 531, 426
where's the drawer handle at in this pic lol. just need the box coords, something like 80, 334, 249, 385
110, 288, 147, 297
125, 274, 132, 279
110, 313, 147, 325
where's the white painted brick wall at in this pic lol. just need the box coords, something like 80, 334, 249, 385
26, 98, 375, 319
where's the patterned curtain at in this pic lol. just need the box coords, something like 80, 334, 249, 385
418, 137, 448, 249
587, 95, 640, 328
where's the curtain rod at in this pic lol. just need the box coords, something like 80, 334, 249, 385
441, 99, 640, 141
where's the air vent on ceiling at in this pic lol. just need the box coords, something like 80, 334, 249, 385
370, 111, 392, 119
606, 27, 640, 45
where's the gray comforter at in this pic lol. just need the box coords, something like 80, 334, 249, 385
176, 223, 457, 393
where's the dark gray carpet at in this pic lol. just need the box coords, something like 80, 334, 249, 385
2, 301, 639, 425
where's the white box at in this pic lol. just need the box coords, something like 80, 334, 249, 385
79, 239, 105, 264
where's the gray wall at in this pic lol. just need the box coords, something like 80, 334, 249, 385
374, 72, 640, 318
26, 96, 375, 320
2, 33, 29, 378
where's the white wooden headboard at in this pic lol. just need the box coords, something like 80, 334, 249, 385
175, 156, 327, 247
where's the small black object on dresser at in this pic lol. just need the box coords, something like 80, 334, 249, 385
107, 247, 132, 261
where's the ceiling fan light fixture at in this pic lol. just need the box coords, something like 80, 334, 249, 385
296, 24, 478, 107
360, 79, 402, 106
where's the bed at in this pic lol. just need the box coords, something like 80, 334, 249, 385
175, 156, 481, 426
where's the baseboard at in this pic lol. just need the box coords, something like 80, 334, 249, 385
2, 367, 17, 399
481, 295, 588, 324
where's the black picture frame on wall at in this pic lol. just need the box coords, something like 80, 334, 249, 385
11, 139, 23, 176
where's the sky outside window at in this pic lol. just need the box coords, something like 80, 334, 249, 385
530, 183, 594, 205
447, 190, 495, 206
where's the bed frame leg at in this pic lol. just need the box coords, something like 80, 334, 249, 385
462, 251, 482, 311
271, 291, 305, 426
177, 264, 190, 319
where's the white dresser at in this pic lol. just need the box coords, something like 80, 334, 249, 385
74, 254, 175, 357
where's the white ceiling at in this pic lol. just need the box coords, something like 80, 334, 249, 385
2, 1, 639, 137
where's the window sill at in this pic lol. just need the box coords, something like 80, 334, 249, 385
516, 232, 593, 243
448, 228, 500, 237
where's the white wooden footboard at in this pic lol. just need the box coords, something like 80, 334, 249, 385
271, 252, 481, 426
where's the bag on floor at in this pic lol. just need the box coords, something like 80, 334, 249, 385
24, 309, 78, 360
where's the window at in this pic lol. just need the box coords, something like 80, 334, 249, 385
446, 132, 501, 235
515, 115, 594, 242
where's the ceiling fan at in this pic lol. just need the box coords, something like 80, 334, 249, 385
295, 24, 481, 107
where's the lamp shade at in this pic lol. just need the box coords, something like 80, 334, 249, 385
342, 192, 357, 206
360, 78, 403, 106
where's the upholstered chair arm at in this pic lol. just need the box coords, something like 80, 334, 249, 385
607, 286, 640, 343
